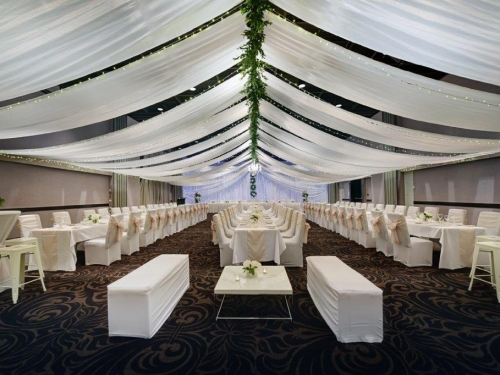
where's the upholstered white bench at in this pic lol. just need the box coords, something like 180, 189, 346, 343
107, 254, 189, 338
307, 256, 383, 343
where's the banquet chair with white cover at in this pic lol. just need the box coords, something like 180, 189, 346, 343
154, 208, 166, 241
424, 207, 439, 220
337, 207, 348, 238
52, 211, 71, 226
386, 213, 433, 267
395, 205, 407, 216
375, 204, 385, 211
97, 208, 110, 219
384, 205, 395, 213
84, 213, 124, 266
360, 203, 367, 210
165, 208, 176, 236
139, 209, 157, 247
325, 205, 333, 231
121, 207, 130, 214
153, 204, 159, 209
331, 206, 339, 234
355, 208, 376, 248
120, 211, 142, 256
281, 211, 299, 238
139, 205, 147, 211
371, 211, 393, 256
355, 202, 362, 208
0, 211, 46, 304
447, 209, 467, 225
407, 206, 420, 218
7, 214, 42, 269
147, 204, 154, 209
477, 211, 500, 236
366, 203, 375, 212
320, 204, 328, 228
345, 207, 358, 242
280, 213, 306, 267
213, 214, 233, 267
278, 209, 293, 232
219, 211, 234, 238
275, 207, 290, 227
111, 207, 121, 214
131, 206, 139, 211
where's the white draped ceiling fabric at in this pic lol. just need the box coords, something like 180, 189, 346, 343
0, 0, 240, 101
2, 3, 500, 201
271, 0, 500, 87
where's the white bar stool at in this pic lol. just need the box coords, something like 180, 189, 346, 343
469, 236, 500, 299
0, 241, 46, 303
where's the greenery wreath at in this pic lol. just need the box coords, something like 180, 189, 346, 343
250, 184, 257, 190
250, 177, 256, 184
250, 191, 257, 197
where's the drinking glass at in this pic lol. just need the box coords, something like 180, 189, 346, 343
444, 215, 448, 223
437, 214, 443, 222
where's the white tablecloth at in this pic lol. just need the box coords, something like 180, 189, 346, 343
31, 223, 108, 271
230, 217, 286, 264
407, 221, 486, 269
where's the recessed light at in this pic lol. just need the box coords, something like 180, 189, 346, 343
189, 87, 196, 91
336, 104, 342, 108
158, 107, 164, 111
298, 83, 306, 89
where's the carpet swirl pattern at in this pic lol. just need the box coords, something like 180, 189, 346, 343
1, 215, 500, 374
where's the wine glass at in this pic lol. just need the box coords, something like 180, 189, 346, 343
437, 214, 443, 222
444, 215, 448, 223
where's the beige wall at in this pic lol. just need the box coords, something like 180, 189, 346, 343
0, 161, 110, 237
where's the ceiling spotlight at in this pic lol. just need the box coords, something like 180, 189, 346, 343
298, 83, 306, 89
189, 87, 196, 91
336, 104, 342, 108
158, 107, 164, 111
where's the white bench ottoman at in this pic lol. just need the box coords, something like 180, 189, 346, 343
307, 256, 383, 343
108, 254, 189, 338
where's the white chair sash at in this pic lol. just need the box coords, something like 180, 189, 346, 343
354, 212, 365, 230
332, 211, 338, 223
346, 213, 354, 229
109, 216, 125, 243
371, 216, 381, 238
132, 216, 142, 234
386, 217, 407, 244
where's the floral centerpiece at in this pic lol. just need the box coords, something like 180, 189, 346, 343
195, 192, 201, 203
302, 191, 309, 202
0, 197, 4, 207
87, 214, 101, 224
419, 212, 433, 221
250, 214, 259, 222
242, 260, 261, 276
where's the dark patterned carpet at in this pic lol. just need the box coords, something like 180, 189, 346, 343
1, 215, 500, 375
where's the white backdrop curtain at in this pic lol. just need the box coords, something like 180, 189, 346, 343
265, 73, 500, 153
0, 12, 245, 138
0, 0, 239, 101
2, 76, 246, 160
271, 0, 500, 86
183, 171, 328, 203
263, 13, 500, 131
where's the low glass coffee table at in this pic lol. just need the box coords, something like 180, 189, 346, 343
214, 266, 293, 321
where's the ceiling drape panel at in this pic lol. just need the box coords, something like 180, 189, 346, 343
263, 13, 500, 131
259, 120, 493, 169
1, 77, 246, 160
271, 0, 500, 86
0, 0, 240, 101
0, 12, 245, 139
104, 141, 250, 177
74, 122, 250, 169
265, 74, 500, 153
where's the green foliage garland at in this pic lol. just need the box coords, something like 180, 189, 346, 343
238, 0, 271, 163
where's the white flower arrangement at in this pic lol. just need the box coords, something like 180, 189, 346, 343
250, 214, 259, 222
87, 214, 101, 224
419, 212, 433, 221
242, 260, 261, 276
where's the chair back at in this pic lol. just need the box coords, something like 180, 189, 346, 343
387, 213, 411, 247
345, 207, 355, 229
338, 206, 346, 226
448, 209, 467, 225
105, 214, 124, 247
110, 207, 121, 214
97, 208, 110, 218
213, 214, 229, 244
157, 207, 166, 229
384, 204, 395, 213
395, 205, 407, 216
375, 204, 385, 211
121, 207, 130, 214
477, 211, 500, 234
0, 211, 21, 244
354, 202, 361, 208
127, 211, 143, 237
18, 214, 42, 238
424, 206, 439, 220
360, 203, 367, 209
147, 204, 154, 209
354, 208, 368, 232
52, 211, 71, 225
139, 205, 147, 210
131, 206, 139, 211
143, 209, 157, 232
370, 210, 388, 240
407, 206, 420, 218
366, 203, 375, 211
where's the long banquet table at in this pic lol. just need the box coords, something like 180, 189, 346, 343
31, 222, 109, 271
406, 220, 486, 269
230, 214, 286, 264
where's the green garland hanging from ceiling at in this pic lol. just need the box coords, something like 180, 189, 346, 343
238, 0, 271, 163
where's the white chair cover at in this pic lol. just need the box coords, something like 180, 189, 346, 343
448, 209, 467, 225
407, 206, 420, 218
424, 207, 440, 220
395, 205, 407, 216
477, 211, 500, 235
97, 208, 110, 218
52, 211, 71, 225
